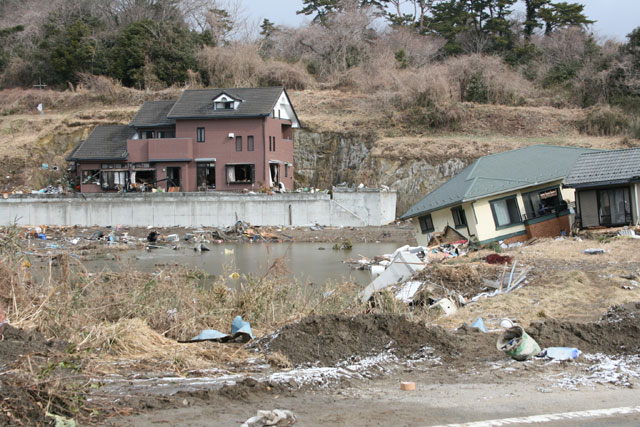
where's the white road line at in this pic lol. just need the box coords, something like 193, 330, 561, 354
434, 406, 640, 426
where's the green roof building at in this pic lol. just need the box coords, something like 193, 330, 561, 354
402, 145, 597, 245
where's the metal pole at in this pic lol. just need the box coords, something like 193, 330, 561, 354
33, 78, 47, 116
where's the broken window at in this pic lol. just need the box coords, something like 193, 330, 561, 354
490, 197, 521, 228
269, 163, 280, 187
418, 214, 434, 234
197, 163, 216, 190
522, 187, 563, 219
166, 167, 181, 190
226, 164, 254, 184
100, 171, 127, 190
236, 135, 242, 152
82, 170, 100, 184
247, 135, 254, 151
131, 169, 155, 191
451, 206, 467, 228
197, 127, 205, 143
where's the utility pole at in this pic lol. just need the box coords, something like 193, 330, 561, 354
33, 78, 47, 116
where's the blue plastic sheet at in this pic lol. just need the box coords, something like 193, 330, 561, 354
471, 317, 488, 333
184, 315, 254, 343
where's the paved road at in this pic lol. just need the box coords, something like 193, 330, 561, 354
109, 374, 640, 426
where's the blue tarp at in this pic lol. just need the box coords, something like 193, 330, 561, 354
184, 315, 254, 343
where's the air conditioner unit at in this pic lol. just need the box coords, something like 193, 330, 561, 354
228, 133, 235, 138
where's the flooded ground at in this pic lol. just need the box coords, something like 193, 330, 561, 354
79, 242, 401, 285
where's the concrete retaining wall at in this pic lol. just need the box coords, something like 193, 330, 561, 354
0, 190, 397, 227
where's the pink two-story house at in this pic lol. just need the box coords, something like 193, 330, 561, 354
68, 87, 300, 193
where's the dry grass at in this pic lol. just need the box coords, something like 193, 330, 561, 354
0, 230, 362, 376
436, 237, 640, 328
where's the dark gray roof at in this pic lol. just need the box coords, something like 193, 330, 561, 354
402, 145, 597, 219
67, 125, 135, 161
130, 100, 176, 127
167, 87, 286, 119
564, 147, 640, 188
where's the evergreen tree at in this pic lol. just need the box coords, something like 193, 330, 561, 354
297, 0, 387, 24
539, 2, 594, 35
108, 20, 209, 88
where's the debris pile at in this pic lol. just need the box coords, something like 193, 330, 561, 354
356, 241, 532, 317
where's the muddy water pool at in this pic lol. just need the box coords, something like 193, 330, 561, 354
79, 242, 401, 285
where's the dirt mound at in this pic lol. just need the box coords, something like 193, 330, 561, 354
0, 325, 67, 363
258, 314, 464, 366
528, 302, 640, 354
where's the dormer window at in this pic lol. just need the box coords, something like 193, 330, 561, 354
215, 101, 234, 110
212, 92, 241, 111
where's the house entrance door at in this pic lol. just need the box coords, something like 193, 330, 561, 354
269, 163, 279, 187
166, 167, 181, 191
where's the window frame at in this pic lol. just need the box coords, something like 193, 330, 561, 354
235, 135, 243, 152
225, 164, 255, 185
196, 127, 205, 143
418, 214, 434, 234
247, 135, 254, 151
451, 206, 467, 229
82, 169, 100, 185
490, 195, 523, 229
522, 186, 562, 220
196, 162, 216, 190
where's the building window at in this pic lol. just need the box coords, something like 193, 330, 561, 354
100, 171, 127, 190
522, 187, 563, 220
141, 130, 155, 139
197, 163, 216, 190
598, 187, 631, 226
82, 170, 100, 184
215, 101, 234, 110
451, 206, 467, 228
284, 164, 289, 177
196, 127, 205, 143
273, 137, 276, 151
158, 130, 175, 138
418, 214, 434, 234
490, 196, 521, 228
247, 135, 254, 151
236, 135, 242, 152
226, 164, 254, 184
268, 136, 272, 151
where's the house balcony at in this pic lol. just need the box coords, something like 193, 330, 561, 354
127, 138, 194, 163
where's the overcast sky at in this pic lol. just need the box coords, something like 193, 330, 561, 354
239, 0, 639, 42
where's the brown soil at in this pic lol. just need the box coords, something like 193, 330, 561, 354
0, 325, 73, 426
256, 313, 494, 367
528, 302, 640, 355
0, 324, 67, 362
257, 301, 640, 369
